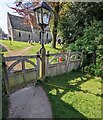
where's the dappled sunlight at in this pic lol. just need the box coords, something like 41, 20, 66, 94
49, 89, 57, 95
44, 71, 102, 118
81, 78, 102, 96
61, 90, 101, 118
49, 88, 64, 95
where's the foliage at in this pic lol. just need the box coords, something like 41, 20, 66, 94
2, 95, 9, 119
69, 21, 103, 52
50, 2, 70, 48
58, 2, 103, 45
0, 27, 6, 37
69, 20, 103, 77
44, 71, 102, 118
58, 2, 103, 77
84, 63, 103, 77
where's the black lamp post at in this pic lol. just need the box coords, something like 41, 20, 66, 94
33, 1, 52, 80
33, 1, 52, 47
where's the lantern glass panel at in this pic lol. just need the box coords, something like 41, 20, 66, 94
43, 8, 50, 25
35, 9, 42, 24
35, 11, 39, 24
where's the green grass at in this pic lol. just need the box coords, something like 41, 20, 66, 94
2, 95, 8, 119
0, 40, 62, 56
0, 40, 31, 51
27, 43, 62, 55
1, 40, 102, 118
44, 71, 102, 119
0, 62, 2, 91
0, 40, 62, 67
1, 58, 8, 119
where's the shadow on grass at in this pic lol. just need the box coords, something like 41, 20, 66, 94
55, 48, 61, 50
0, 44, 8, 52
49, 95, 87, 119
44, 71, 101, 118
44, 84, 87, 119
2, 95, 8, 119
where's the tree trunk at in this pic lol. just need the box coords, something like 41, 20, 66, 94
29, 21, 35, 44
52, 20, 58, 48
52, 4, 60, 48
28, 14, 35, 44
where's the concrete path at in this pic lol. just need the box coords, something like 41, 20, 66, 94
8, 85, 52, 118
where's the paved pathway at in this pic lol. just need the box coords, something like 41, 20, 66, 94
1, 44, 33, 56
2, 44, 34, 70
8, 85, 52, 118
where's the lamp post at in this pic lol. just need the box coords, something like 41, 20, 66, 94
33, 1, 52, 80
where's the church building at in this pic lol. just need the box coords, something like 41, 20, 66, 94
7, 12, 52, 43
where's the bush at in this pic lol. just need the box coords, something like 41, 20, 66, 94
84, 63, 103, 77
68, 20, 103, 77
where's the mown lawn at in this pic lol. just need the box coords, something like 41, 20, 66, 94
44, 71, 102, 119
0, 59, 8, 119
0, 40, 31, 51
0, 40, 62, 55
2, 95, 8, 119
27, 43, 62, 55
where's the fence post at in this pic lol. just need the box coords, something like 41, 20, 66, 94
40, 47, 46, 80
2, 54, 9, 95
46, 51, 49, 76
22, 59, 26, 83
36, 52, 40, 79
66, 50, 71, 71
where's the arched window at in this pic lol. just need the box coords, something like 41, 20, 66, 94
40, 31, 42, 40
19, 32, 21, 37
46, 33, 48, 40
29, 34, 30, 39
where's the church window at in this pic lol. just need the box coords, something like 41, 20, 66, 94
40, 31, 42, 40
46, 33, 48, 40
19, 32, 21, 37
29, 34, 30, 39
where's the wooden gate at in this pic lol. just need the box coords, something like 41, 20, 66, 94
2, 52, 40, 94
1, 50, 82, 94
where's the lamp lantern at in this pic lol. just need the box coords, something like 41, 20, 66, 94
33, 1, 52, 30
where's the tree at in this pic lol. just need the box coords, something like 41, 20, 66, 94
50, 2, 70, 48
58, 2, 103, 76
10, 0, 39, 43
69, 20, 103, 76
11, 0, 69, 48
0, 27, 5, 38
58, 2, 103, 45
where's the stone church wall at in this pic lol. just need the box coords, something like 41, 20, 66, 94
12, 29, 32, 42
10, 28, 52, 43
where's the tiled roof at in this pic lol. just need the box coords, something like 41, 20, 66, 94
7, 13, 40, 32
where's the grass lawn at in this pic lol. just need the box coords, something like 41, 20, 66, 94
44, 71, 102, 119
0, 40, 62, 56
27, 43, 62, 55
2, 40, 102, 119
0, 40, 62, 68
0, 61, 8, 119
0, 40, 31, 51
2, 95, 8, 119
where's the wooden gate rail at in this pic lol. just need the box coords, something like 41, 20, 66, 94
1, 50, 82, 95
46, 51, 82, 76
1, 52, 40, 94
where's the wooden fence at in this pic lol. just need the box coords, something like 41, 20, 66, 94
46, 51, 82, 76
1, 51, 82, 94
